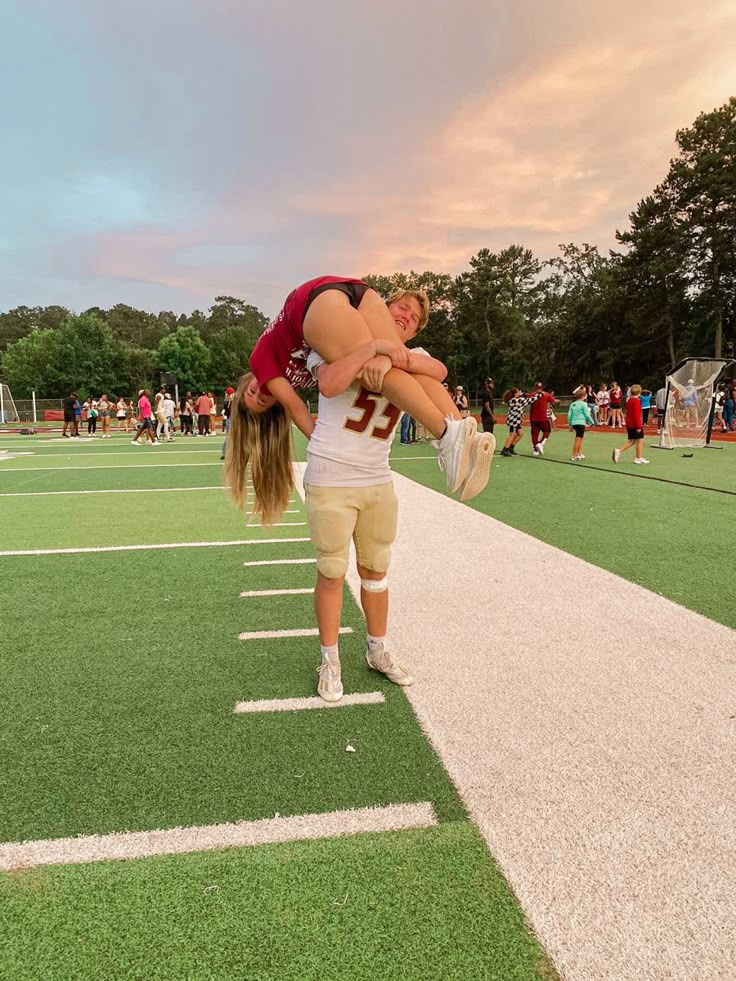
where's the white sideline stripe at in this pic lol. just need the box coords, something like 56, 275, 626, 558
241, 587, 314, 597
0, 538, 311, 557
0, 463, 223, 472
0, 802, 437, 870
238, 627, 353, 640
0, 486, 227, 498
243, 557, 316, 567
234, 691, 385, 713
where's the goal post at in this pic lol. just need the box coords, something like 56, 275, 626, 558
654, 357, 734, 449
0, 383, 20, 424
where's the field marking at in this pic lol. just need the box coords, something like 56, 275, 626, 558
234, 692, 385, 713
0, 485, 228, 498
5, 448, 224, 459
238, 627, 353, 640
240, 587, 314, 597
0, 463, 224, 472
0, 538, 311, 557
243, 557, 316, 567
0, 802, 437, 871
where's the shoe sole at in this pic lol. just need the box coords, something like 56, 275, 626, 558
460, 433, 496, 501
448, 417, 478, 493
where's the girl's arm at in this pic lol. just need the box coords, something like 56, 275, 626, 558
266, 376, 315, 438
404, 350, 448, 382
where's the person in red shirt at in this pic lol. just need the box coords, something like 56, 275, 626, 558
227, 278, 493, 521
194, 392, 212, 436
527, 383, 558, 456
612, 384, 649, 465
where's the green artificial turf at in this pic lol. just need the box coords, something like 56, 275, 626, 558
384, 432, 736, 631
0, 546, 465, 844
0, 822, 557, 981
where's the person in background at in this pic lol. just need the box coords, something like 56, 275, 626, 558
612, 384, 648, 465
453, 386, 469, 418
115, 397, 129, 432
195, 391, 212, 436
209, 392, 218, 435
568, 386, 595, 460
84, 396, 98, 436
499, 387, 543, 457
399, 413, 416, 445
73, 394, 82, 436
639, 388, 652, 426
528, 383, 557, 456
162, 391, 177, 441
655, 383, 668, 432
585, 385, 599, 426
180, 392, 193, 435
596, 383, 610, 426
97, 393, 112, 438
722, 382, 735, 432
547, 390, 558, 430
220, 387, 235, 460
608, 382, 624, 428
131, 389, 158, 445
62, 391, 78, 438
480, 378, 495, 434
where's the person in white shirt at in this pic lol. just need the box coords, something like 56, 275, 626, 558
306, 337, 495, 703
162, 395, 177, 441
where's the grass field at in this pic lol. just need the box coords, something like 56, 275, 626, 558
0, 431, 557, 981
1, 425, 733, 980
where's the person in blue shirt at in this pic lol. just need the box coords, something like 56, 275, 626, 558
568, 386, 595, 460
639, 389, 652, 425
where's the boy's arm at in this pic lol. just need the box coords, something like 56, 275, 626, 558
313, 341, 381, 398
266, 376, 315, 438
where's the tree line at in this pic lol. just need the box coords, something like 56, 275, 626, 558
1, 98, 734, 401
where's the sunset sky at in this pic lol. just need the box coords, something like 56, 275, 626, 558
3, 0, 736, 317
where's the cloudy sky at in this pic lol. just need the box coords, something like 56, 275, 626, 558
2, 0, 735, 317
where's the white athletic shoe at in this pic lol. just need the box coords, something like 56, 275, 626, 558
366, 644, 413, 686
131, 439, 141, 445
578, 454, 585, 459
537, 440, 545, 455
532, 446, 541, 457
317, 654, 343, 703
460, 432, 496, 501
434, 416, 477, 493
634, 458, 650, 465
612, 448, 621, 463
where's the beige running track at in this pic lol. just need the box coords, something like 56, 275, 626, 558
297, 466, 736, 981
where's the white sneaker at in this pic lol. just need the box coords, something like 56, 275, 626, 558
612, 448, 621, 463
366, 644, 413, 686
131, 439, 141, 445
532, 446, 541, 457
634, 458, 650, 465
434, 416, 477, 493
317, 654, 343, 702
537, 441, 545, 455
460, 432, 496, 501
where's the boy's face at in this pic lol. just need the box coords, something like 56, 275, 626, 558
387, 297, 422, 342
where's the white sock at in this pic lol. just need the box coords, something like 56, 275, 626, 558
367, 634, 385, 655
320, 643, 339, 663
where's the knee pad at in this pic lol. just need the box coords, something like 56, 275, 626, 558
361, 576, 388, 593
316, 554, 349, 580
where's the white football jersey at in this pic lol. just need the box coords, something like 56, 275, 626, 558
304, 352, 404, 487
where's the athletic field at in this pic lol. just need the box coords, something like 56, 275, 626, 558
1, 427, 733, 981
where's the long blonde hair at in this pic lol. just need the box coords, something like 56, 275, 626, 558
224, 373, 294, 525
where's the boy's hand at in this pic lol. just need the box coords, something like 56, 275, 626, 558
359, 355, 393, 393
373, 340, 410, 369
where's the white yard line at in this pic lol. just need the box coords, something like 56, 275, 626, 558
0, 802, 436, 871
0, 486, 228, 498
0, 463, 223, 472
234, 692, 385, 713
238, 627, 353, 640
297, 465, 736, 981
0, 538, 311, 557
243, 557, 316, 567
240, 587, 314, 597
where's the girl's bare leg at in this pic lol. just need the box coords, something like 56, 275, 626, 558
303, 290, 448, 438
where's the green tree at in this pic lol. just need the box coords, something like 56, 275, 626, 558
666, 97, 736, 358
207, 326, 258, 390
0, 329, 63, 397
205, 296, 269, 341
156, 325, 211, 393
0, 305, 69, 351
